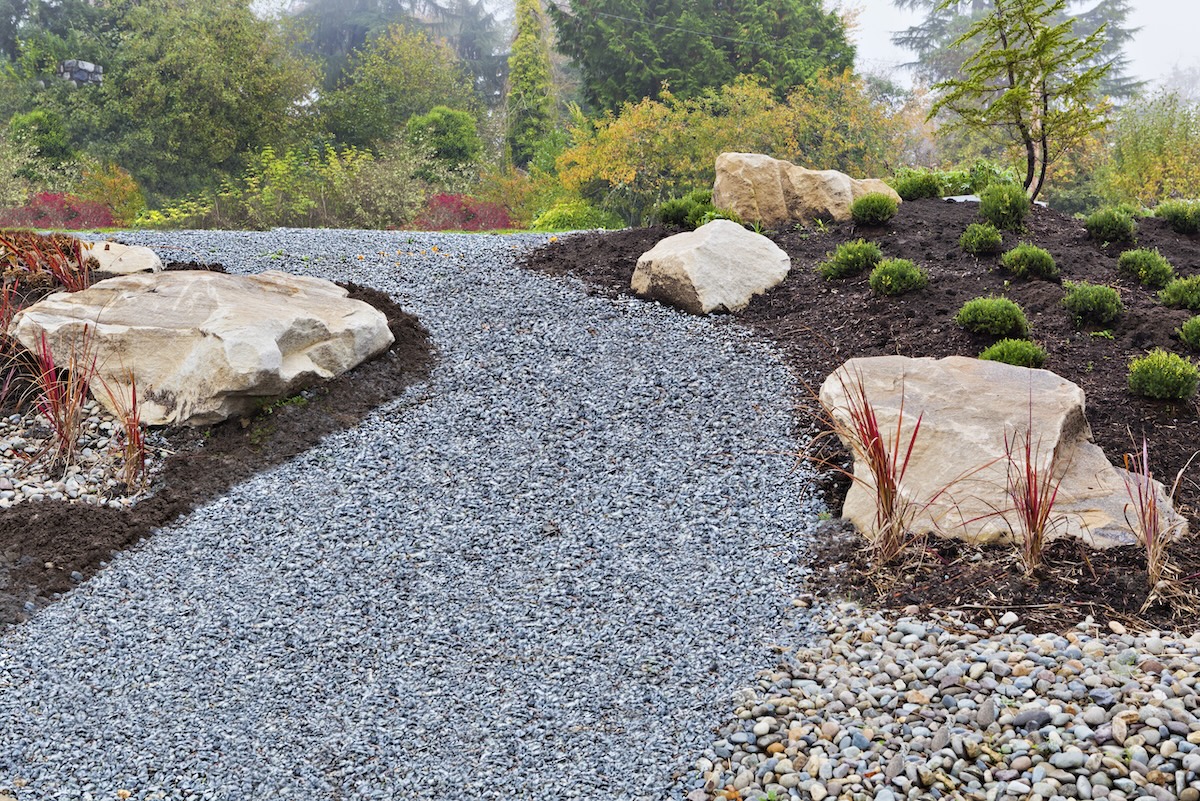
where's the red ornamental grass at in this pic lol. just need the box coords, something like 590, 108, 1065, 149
831, 369, 926, 564
1122, 437, 1194, 589
29, 326, 97, 472
99, 370, 148, 490
0, 230, 93, 292
1002, 422, 1066, 575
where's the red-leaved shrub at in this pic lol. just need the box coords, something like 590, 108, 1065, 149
410, 194, 513, 231
0, 192, 116, 230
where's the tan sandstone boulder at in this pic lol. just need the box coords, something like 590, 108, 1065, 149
631, 218, 790, 315
9, 270, 394, 426
818, 355, 1185, 549
83, 241, 163, 274
712, 152, 901, 227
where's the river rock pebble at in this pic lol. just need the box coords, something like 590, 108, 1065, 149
0, 401, 167, 509
686, 604, 1200, 800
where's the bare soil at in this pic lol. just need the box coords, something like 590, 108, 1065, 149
520, 199, 1200, 633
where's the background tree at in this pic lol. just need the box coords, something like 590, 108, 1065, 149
545, 0, 855, 113
894, 0, 1140, 100
406, 104, 483, 169
290, 0, 505, 99
506, 0, 554, 167
929, 0, 1111, 200
320, 24, 478, 149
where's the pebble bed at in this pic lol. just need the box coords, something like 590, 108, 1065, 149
0, 230, 821, 799
0, 400, 166, 509
688, 604, 1200, 801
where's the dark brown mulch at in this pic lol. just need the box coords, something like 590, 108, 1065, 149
0, 275, 433, 629
519, 199, 1200, 633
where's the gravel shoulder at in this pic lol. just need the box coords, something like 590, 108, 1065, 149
0, 230, 822, 799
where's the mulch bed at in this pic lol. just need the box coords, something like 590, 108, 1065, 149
520, 198, 1200, 634
0, 262, 433, 629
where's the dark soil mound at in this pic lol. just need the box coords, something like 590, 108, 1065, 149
520, 199, 1200, 632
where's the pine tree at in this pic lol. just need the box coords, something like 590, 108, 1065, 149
505, 0, 554, 168
929, 0, 1111, 201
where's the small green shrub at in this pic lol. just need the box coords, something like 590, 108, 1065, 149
890, 170, 942, 200
1178, 316, 1200, 351
1062, 281, 1123, 326
817, 239, 883, 280
1155, 199, 1200, 235
868, 258, 928, 295
1001, 243, 1058, 279
959, 222, 1003, 255
1128, 349, 1199, 400
1117, 248, 1175, 288
531, 199, 623, 231
1085, 207, 1137, 245
979, 338, 1047, 368
979, 183, 1030, 230
1160, 275, 1200, 310
656, 188, 721, 229
851, 192, 899, 226
955, 296, 1030, 338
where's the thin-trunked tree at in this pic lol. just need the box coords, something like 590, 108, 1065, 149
928, 0, 1111, 202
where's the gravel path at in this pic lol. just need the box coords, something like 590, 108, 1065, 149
0, 230, 822, 800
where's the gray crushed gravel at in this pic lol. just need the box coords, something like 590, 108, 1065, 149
0, 230, 822, 800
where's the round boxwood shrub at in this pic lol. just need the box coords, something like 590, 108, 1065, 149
1000, 242, 1058, 279
1155, 199, 1200, 235
955, 296, 1030, 338
1159, 275, 1200, 310
1117, 248, 1175, 288
851, 192, 899, 226
1084, 207, 1137, 245
891, 170, 942, 200
959, 222, 1003, 255
979, 182, 1030, 231
869, 258, 928, 295
979, 338, 1047, 368
531, 199, 623, 231
817, 239, 883, 280
1179, 315, 1200, 351
1128, 349, 1199, 400
1062, 281, 1123, 326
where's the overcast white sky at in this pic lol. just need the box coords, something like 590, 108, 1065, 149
844, 0, 1196, 88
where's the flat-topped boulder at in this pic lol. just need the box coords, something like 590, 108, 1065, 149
631, 219, 790, 315
83, 241, 162, 274
819, 355, 1185, 549
712, 152, 901, 227
9, 270, 394, 426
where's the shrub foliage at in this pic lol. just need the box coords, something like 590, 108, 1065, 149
1085, 207, 1137, 245
1001, 243, 1058, 279
1179, 316, 1200, 351
817, 239, 883, 280
1117, 248, 1175, 288
1155, 199, 1200, 235
959, 222, 1003, 255
955, 297, 1030, 338
868, 258, 928, 295
1160, 275, 1200, 310
1062, 281, 1123, 326
979, 338, 1047, 368
851, 192, 899, 226
979, 183, 1030, 230
1128, 349, 1199, 400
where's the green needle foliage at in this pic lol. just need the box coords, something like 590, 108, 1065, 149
979, 338, 1047, 368
1128, 349, 1199, 400
506, 0, 555, 168
928, 0, 1111, 202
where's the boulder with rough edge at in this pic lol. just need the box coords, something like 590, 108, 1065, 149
9, 270, 394, 426
83, 241, 162, 274
631, 219, 790, 315
818, 355, 1185, 549
712, 152, 901, 226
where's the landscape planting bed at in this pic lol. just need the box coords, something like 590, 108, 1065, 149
522, 197, 1200, 631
